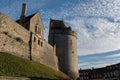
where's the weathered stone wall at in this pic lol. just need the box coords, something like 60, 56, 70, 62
31, 33, 58, 70
30, 12, 44, 40
0, 13, 58, 70
29, 12, 58, 69
0, 13, 30, 59
49, 29, 79, 79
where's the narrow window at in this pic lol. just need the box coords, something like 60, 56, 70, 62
72, 51, 74, 54
35, 26, 37, 33
38, 40, 40, 45
41, 42, 43, 47
34, 37, 36, 42
35, 25, 41, 35
70, 40, 72, 45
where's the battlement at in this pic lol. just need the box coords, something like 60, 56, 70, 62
49, 19, 77, 38
50, 19, 66, 29
50, 29, 77, 38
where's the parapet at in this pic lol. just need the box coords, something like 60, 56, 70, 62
50, 19, 66, 29
49, 19, 77, 38
50, 29, 77, 38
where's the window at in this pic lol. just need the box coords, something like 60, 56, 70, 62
35, 26, 37, 33
72, 51, 74, 54
70, 40, 72, 45
34, 37, 36, 42
37, 27, 41, 35
38, 40, 40, 45
41, 42, 43, 47
35, 24, 41, 35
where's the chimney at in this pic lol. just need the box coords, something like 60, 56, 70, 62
21, 3, 27, 16
20, 3, 27, 25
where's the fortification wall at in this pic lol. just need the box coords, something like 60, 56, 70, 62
49, 30, 78, 79
0, 13, 58, 70
28, 13, 58, 69
0, 13, 30, 59
43, 40, 58, 70
31, 33, 58, 69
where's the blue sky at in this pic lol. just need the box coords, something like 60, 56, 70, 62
0, 0, 120, 69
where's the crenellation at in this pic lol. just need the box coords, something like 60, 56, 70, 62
50, 29, 77, 38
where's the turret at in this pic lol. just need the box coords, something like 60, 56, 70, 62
48, 19, 79, 80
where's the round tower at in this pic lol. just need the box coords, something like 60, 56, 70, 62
48, 19, 79, 80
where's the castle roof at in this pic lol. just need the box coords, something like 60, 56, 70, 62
16, 13, 36, 23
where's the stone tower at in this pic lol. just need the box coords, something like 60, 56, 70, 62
48, 19, 79, 80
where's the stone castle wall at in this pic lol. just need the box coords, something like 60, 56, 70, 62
31, 33, 58, 69
29, 12, 58, 69
49, 29, 78, 79
0, 13, 58, 70
0, 13, 30, 59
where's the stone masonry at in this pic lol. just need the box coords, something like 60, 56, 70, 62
0, 3, 79, 80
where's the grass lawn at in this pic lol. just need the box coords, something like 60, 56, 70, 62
0, 52, 70, 79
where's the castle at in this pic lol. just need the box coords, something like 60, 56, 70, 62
0, 3, 78, 80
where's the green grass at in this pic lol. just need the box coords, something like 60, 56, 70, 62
0, 52, 70, 79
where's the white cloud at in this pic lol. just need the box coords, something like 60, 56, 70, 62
65, 17, 120, 55
106, 53, 120, 58
78, 49, 120, 69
